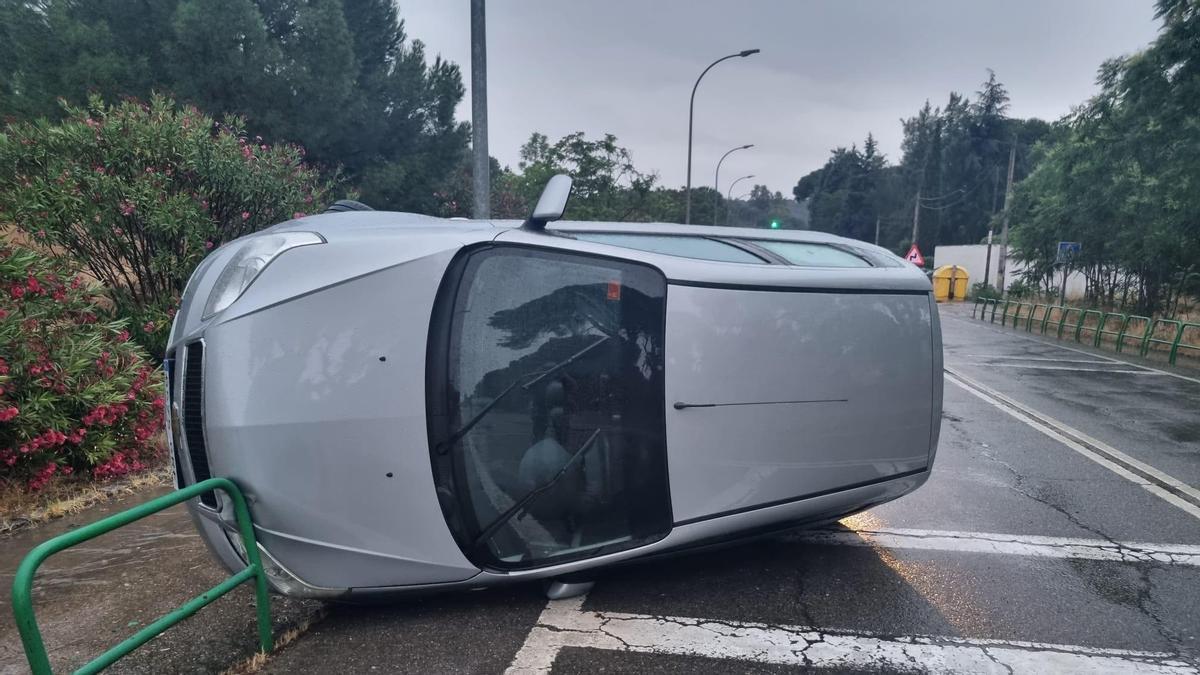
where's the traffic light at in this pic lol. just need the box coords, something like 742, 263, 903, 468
769, 220, 780, 229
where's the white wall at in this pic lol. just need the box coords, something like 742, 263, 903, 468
932, 244, 1088, 299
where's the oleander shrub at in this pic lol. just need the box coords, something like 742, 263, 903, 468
0, 94, 340, 357
0, 243, 164, 490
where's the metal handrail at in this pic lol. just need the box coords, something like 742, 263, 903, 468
1041, 305, 1064, 335
1075, 309, 1104, 343
1176, 323, 1200, 367
11, 477, 273, 675
1058, 307, 1082, 339
1115, 315, 1151, 354
1094, 312, 1125, 348
1027, 304, 1048, 332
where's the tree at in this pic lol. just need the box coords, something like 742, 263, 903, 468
0, 0, 469, 212
1009, 0, 1200, 315
0, 95, 339, 356
793, 71, 1049, 254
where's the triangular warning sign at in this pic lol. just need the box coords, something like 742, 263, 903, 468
905, 244, 925, 267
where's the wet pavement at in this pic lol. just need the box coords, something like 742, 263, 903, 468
0, 489, 321, 674
3, 302, 1199, 673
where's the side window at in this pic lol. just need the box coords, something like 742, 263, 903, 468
429, 247, 672, 569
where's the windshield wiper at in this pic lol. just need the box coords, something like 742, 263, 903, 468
471, 427, 603, 551
436, 335, 611, 455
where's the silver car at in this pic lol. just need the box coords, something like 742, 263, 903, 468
167, 176, 942, 600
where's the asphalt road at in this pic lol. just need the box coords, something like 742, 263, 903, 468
3, 301, 1199, 674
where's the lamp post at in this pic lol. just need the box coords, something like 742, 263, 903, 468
685, 49, 760, 224
725, 174, 754, 227
714, 144, 753, 225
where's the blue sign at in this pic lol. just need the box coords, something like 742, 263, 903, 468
1056, 241, 1081, 264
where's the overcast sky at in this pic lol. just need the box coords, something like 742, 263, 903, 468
399, 1, 1161, 196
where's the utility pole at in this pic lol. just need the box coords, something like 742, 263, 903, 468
984, 165, 999, 289
874, 217, 881, 246
910, 188, 921, 248
998, 140, 1017, 299
470, 0, 489, 219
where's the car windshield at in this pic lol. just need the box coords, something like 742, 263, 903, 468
570, 233, 766, 264
749, 240, 872, 268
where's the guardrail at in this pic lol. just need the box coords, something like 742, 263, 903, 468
1115, 315, 1151, 354
969, 298, 1199, 368
11, 477, 273, 675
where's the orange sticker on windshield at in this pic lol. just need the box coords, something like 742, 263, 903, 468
607, 280, 621, 301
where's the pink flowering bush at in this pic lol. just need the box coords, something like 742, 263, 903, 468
0, 244, 164, 490
0, 94, 340, 357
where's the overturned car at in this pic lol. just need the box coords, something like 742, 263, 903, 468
167, 175, 943, 599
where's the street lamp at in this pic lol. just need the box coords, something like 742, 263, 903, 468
725, 174, 755, 226
714, 144, 753, 225
685, 49, 760, 224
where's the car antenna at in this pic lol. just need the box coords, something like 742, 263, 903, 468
522, 174, 573, 232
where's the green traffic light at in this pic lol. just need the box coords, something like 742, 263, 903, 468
769, 220, 780, 229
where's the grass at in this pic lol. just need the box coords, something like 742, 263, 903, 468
0, 462, 170, 536
220, 606, 330, 675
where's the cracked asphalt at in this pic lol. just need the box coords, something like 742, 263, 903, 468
3, 302, 1199, 673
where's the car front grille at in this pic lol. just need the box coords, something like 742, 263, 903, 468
165, 356, 186, 486
181, 341, 217, 508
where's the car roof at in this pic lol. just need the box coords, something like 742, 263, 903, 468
267, 210, 928, 291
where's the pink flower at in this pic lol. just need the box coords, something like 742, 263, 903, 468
119, 200, 135, 216
292, 212, 306, 219
0, 406, 19, 422
143, 321, 155, 333
241, 211, 250, 221
204, 241, 214, 250
116, 330, 130, 342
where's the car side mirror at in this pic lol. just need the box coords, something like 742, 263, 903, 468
523, 174, 573, 231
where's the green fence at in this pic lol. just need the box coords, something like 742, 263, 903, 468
971, 298, 1199, 368
11, 477, 273, 675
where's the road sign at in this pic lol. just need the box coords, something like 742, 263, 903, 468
905, 244, 925, 267
1056, 241, 1081, 264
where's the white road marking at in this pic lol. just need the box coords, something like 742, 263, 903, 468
954, 362, 1163, 374
961, 354, 1115, 364
789, 527, 1200, 566
946, 368, 1200, 520
506, 596, 1197, 674
943, 313, 1200, 386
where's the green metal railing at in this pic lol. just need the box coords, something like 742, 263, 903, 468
1176, 324, 1200, 367
1027, 304, 1048, 332
1075, 309, 1104, 343
1141, 318, 1183, 361
11, 478, 273, 675
1040, 305, 1063, 335
1057, 307, 1082, 339
969, 296, 1199, 368
1001, 300, 1020, 327
1094, 312, 1124, 348
1115, 315, 1151, 354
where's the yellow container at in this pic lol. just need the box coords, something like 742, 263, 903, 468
932, 265, 969, 302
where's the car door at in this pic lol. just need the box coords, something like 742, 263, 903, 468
427, 243, 673, 569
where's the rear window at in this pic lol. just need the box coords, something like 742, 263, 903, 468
570, 233, 766, 264
750, 240, 871, 268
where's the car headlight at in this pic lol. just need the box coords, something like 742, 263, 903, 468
203, 232, 323, 318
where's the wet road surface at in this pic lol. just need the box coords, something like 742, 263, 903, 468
3, 301, 1199, 673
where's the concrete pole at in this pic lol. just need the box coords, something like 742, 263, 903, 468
998, 140, 1017, 299
470, 0, 490, 219
911, 188, 921, 249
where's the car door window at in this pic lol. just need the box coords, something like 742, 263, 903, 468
429, 246, 672, 568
